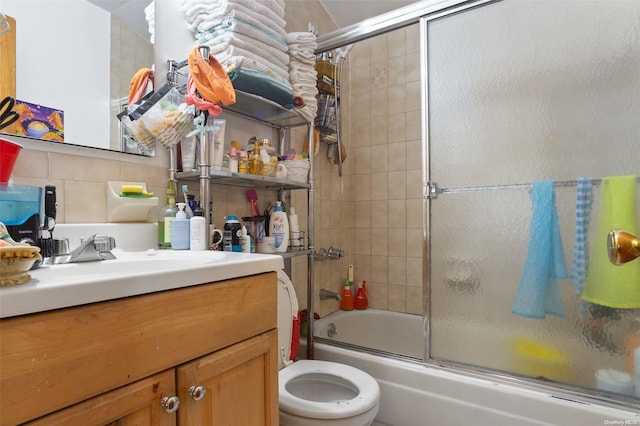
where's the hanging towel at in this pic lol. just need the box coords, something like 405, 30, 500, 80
581, 175, 640, 308
513, 180, 568, 319
570, 177, 593, 295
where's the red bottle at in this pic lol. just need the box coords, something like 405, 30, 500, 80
340, 278, 354, 311
354, 280, 369, 310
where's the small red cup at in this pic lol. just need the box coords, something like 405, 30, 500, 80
0, 139, 23, 183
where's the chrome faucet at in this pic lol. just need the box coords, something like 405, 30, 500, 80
319, 288, 341, 301
607, 229, 640, 265
314, 247, 345, 261
49, 234, 117, 264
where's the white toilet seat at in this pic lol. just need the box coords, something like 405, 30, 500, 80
279, 359, 380, 420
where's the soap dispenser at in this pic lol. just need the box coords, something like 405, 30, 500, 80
340, 277, 354, 311
171, 202, 190, 250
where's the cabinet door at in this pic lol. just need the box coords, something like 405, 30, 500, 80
25, 370, 177, 426
177, 331, 278, 426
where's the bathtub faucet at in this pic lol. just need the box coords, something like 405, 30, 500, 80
320, 288, 341, 301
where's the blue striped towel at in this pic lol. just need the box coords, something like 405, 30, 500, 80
570, 177, 593, 296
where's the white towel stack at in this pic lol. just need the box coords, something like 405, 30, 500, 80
286, 32, 318, 122
179, 0, 290, 86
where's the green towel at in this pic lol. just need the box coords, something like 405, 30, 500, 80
581, 175, 640, 308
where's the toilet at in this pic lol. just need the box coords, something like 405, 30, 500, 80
277, 270, 380, 426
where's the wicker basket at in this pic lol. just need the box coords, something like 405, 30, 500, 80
282, 159, 310, 183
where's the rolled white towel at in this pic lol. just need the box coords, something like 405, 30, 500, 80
285, 31, 316, 45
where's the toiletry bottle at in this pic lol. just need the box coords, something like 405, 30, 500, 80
288, 207, 301, 249
229, 147, 239, 173
340, 277, 354, 311
240, 226, 251, 253
249, 141, 263, 175
171, 203, 190, 250
189, 203, 207, 251
158, 180, 178, 249
223, 215, 242, 252
269, 201, 289, 252
238, 151, 248, 174
316, 52, 335, 95
354, 280, 369, 310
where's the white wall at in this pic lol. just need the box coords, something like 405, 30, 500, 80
5, 0, 110, 148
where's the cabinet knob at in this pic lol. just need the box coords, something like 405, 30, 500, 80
189, 385, 207, 401
161, 396, 180, 414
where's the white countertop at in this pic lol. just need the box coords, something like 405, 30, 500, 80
0, 249, 284, 318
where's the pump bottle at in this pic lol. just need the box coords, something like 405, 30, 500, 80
189, 203, 207, 251
171, 203, 190, 250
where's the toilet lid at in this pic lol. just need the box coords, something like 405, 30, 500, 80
277, 270, 298, 369
279, 359, 380, 419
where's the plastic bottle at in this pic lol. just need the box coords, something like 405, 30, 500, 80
229, 147, 239, 173
158, 180, 178, 249
288, 207, 301, 249
223, 215, 242, 252
354, 280, 369, 310
269, 201, 289, 252
238, 151, 249, 174
171, 203, 190, 250
240, 226, 251, 253
340, 277, 354, 311
189, 203, 207, 251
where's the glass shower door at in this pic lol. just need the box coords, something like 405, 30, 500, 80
425, 0, 640, 403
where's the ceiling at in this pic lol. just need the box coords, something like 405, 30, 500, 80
319, 0, 417, 28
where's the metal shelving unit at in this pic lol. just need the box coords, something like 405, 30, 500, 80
176, 90, 316, 341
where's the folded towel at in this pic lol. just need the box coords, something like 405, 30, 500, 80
213, 46, 290, 82
570, 177, 593, 296
256, 0, 285, 18
513, 181, 568, 319
581, 175, 640, 308
198, 17, 287, 54
285, 32, 317, 44
199, 32, 291, 68
180, 0, 286, 37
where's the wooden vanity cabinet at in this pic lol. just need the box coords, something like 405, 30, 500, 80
0, 272, 278, 426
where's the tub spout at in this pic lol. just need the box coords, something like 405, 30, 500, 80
320, 288, 341, 301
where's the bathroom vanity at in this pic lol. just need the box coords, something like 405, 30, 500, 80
0, 250, 282, 425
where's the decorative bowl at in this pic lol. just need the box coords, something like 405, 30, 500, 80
0, 246, 42, 287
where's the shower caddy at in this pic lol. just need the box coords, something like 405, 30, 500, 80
168, 51, 319, 359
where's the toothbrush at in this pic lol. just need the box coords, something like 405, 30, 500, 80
182, 185, 194, 218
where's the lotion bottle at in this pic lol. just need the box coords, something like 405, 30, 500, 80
171, 203, 190, 250
269, 201, 289, 252
189, 203, 207, 251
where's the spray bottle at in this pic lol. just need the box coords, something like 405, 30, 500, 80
354, 280, 369, 310
340, 277, 354, 311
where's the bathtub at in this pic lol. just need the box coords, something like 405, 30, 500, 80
308, 309, 639, 426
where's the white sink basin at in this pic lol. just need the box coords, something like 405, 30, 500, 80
0, 248, 284, 318
36, 249, 228, 281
